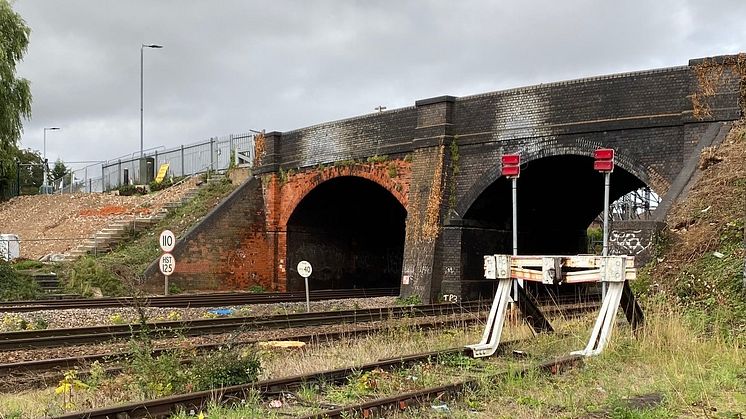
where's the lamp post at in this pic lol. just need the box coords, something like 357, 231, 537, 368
140, 43, 163, 159
43, 127, 61, 193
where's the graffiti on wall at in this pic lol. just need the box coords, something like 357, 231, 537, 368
609, 229, 652, 255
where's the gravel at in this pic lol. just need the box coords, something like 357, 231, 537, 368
0, 296, 398, 330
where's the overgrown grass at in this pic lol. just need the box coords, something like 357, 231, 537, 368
61, 178, 236, 296
0, 261, 41, 301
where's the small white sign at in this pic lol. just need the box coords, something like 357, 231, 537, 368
402, 275, 411, 285
159, 253, 176, 276
159, 230, 176, 253
297, 260, 312, 278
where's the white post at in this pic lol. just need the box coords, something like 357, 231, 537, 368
165, 274, 169, 296
601, 171, 611, 298
304, 276, 310, 312
512, 177, 522, 298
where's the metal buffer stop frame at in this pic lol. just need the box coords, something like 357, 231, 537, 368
466, 254, 641, 358
467, 148, 644, 358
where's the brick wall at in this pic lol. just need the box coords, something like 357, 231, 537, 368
144, 177, 279, 291
146, 55, 742, 299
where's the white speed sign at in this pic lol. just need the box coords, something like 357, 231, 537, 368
159, 253, 176, 276
297, 260, 312, 278
159, 230, 175, 252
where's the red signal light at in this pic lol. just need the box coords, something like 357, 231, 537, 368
594, 149, 614, 160
501, 154, 520, 178
594, 148, 614, 173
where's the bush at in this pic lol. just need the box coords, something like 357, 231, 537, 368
189, 347, 262, 391
11, 259, 44, 270
148, 177, 173, 192
0, 261, 41, 301
118, 184, 147, 196
248, 285, 266, 293
63, 257, 123, 297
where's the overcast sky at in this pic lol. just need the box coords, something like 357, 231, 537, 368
13, 0, 746, 172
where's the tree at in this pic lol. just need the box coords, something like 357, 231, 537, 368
49, 159, 70, 185
0, 0, 32, 199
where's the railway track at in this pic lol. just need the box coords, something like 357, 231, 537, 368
53, 341, 584, 419
0, 288, 399, 312
0, 301, 490, 351
0, 300, 599, 387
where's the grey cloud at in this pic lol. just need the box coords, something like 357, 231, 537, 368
11, 0, 746, 169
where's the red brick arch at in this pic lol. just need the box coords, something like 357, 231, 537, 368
279, 160, 411, 227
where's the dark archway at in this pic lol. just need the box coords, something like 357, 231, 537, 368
286, 176, 406, 291
460, 155, 646, 297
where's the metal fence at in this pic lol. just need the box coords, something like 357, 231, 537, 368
51, 132, 255, 193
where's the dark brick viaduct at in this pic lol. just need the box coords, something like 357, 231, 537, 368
147, 54, 743, 302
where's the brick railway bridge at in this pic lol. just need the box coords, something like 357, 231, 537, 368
146, 54, 744, 302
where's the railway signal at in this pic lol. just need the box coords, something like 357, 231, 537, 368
593, 148, 614, 172
502, 153, 521, 299
501, 153, 521, 178
594, 148, 615, 297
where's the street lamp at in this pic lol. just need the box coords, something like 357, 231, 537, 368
43, 127, 61, 192
140, 43, 163, 159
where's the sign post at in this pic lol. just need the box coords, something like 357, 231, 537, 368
159, 230, 176, 295
502, 154, 521, 299
297, 260, 313, 312
594, 148, 615, 298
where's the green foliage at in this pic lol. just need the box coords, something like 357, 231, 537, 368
248, 285, 266, 293
0, 261, 40, 300
386, 162, 398, 178
148, 176, 173, 192
0, 0, 32, 198
395, 294, 422, 306
117, 184, 147, 196
278, 167, 296, 185
189, 347, 262, 390
587, 226, 603, 254
366, 154, 388, 163
49, 159, 70, 184
63, 257, 124, 297
10, 259, 43, 270
333, 159, 357, 167
5, 148, 44, 196
666, 221, 746, 340
168, 283, 183, 294
403, 154, 412, 163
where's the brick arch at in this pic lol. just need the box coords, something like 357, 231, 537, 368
280, 162, 410, 227
455, 146, 667, 219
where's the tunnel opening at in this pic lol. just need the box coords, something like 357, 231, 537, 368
286, 176, 406, 292
461, 155, 646, 299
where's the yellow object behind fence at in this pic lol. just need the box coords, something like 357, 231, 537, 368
155, 163, 170, 183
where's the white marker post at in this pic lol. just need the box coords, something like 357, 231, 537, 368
159, 230, 176, 295
297, 260, 313, 312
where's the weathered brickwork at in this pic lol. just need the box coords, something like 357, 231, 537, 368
146, 55, 743, 299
